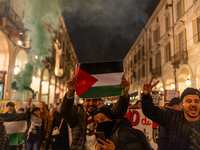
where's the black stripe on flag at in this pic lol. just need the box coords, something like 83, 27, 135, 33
76, 60, 124, 75
0, 113, 26, 122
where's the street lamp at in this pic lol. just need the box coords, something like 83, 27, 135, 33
160, 87, 164, 91
185, 78, 191, 87
171, 84, 175, 90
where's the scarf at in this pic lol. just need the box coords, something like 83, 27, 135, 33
85, 109, 95, 135
28, 115, 42, 135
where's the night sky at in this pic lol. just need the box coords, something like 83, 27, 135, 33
61, 0, 160, 63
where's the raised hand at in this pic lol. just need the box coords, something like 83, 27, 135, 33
143, 76, 159, 95
66, 75, 77, 97
121, 75, 130, 97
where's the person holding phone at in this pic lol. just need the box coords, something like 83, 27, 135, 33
60, 75, 130, 150
92, 107, 152, 150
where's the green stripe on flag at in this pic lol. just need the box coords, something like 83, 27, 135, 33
79, 85, 125, 98
7, 132, 25, 146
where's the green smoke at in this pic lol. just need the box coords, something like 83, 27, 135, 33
11, 0, 61, 93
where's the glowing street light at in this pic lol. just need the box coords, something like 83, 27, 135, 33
171, 84, 175, 90
185, 78, 191, 87
18, 40, 22, 46
14, 67, 20, 74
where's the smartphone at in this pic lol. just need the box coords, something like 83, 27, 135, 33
95, 131, 106, 141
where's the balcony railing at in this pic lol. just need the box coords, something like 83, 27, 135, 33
152, 66, 161, 78
0, 1, 23, 30
171, 51, 188, 68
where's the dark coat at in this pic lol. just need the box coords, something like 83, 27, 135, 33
23, 108, 45, 147
109, 117, 151, 150
142, 94, 192, 150
0, 117, 7, 150
60, 94, 129, 150
51, 111, 69, 150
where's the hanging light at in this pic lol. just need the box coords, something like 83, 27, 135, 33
14, 66, 20, 74
185, 78, 191, 87
160, 87, 164, 91
18, 40, 22, 46
32, 76, 35, 81
171, 84, 175, 89
18, 32, 23, 46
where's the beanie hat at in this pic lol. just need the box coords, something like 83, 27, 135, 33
180, 88, 200, 101
92, 107, 114, 120
169, 97, 181, 106
6, 102, 15, 108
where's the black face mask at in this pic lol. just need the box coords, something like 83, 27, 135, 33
96, 121, 115, 138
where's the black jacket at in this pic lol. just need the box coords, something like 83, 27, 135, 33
51, 110, 69, 138
110, 117, 151, 150
23, 108, 45, 146
142, 94, 192, 150
0, 117, 7, 150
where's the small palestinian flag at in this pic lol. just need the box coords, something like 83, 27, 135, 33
0, 113, 26, 146
75, 61, 125, 98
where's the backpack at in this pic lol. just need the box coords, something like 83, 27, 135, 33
112, 126, 153, 150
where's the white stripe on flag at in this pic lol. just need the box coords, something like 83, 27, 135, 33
92, 72, 123, 87
4, 120, 27, 134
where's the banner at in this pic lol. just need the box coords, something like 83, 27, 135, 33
124, 109, 158, 150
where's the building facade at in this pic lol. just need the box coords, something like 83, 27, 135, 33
124, 0, 200, 105
0, 0, 78, 105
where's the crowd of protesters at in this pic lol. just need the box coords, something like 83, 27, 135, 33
1, 75, 200, 150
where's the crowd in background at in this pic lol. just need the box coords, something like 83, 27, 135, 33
1, 75, 200, 150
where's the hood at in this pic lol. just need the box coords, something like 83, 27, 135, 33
111, 117, 132, 134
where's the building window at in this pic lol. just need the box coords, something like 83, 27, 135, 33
155, 51, 161, 68
156, 17, 159, 22
165, 14, 170, 32
150, 57, 152, 72
142, 45, 144, 57
138, 50, 140, 61
130, 60, 132, 69
131, 76, 133, 84
165, 42, 171, 62
134, 54, 137, 63
176, 0, 185, 20
142, 64, 145, 77
149, 37, 152, 50
193, 18, 200, 44
138, 69, 140, 81
153, 26, 160, 43
175, 29, 187, 54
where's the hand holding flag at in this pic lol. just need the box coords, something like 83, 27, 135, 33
66, 75, 77, 97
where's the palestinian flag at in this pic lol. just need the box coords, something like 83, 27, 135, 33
0, 113, 27, 146
75, 61, 125, 98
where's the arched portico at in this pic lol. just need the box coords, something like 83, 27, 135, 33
178, 66, 193, 94
41, 69, 50, 104
0, 31, 9, 99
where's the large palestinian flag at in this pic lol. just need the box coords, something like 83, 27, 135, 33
75, 61, 125, 98
0, 113, 27, 146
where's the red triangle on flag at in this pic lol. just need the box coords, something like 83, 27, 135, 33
75, 65, 98, 96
